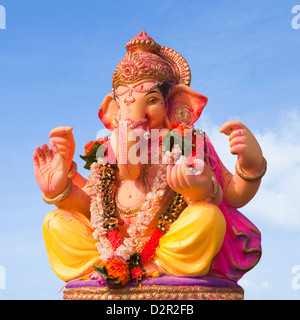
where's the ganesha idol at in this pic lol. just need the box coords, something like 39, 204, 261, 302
33, 31, 266, 300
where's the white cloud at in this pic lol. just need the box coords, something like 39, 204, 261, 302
196, 109, 300, 231
239, 279, 270, 292
246, 110, 300, 230
96, 128, 111, 139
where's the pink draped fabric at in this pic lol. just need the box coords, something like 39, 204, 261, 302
102, 134, 261, 282
205, 135, 262, 281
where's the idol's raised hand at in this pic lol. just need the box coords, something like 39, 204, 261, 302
49, 126, 75, 171
33, 139, 68, 199
220, 120, 264, 174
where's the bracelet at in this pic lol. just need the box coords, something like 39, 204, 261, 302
207, 176, 219, 202
235, 157, 267, 182
184, 176, 219, 204
68, 161, 77, 179
42, 179, 73, 205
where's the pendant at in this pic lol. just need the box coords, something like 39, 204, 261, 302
115, 166, 150, 218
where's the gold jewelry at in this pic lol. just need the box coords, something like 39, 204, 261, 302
184, 176, 219, 204
174, 105, 192, 122
135, 236, 151, 253
158, 192, 184, 232
235, 157, 267, 182
116, 165, 150, 218
115, 184, 146, 218
42, 179, 73, 205
98, 165, 118, 230
112, 112, 120, 128
207, 176, 219, 202
68, 161, 77, 179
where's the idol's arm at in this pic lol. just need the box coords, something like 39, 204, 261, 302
219, 120, 266, 208
33, 139, 91, 218
55, 184, 91, 218
220, 161, 262, 208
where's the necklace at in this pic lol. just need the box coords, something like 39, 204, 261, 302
115, 165, 150, 218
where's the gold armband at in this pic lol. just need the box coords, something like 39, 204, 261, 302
184, 176, 219, 204
235, 157, 267, 182
42, 179, 73, 205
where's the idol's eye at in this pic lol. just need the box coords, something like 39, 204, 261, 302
147, 97, 159, 104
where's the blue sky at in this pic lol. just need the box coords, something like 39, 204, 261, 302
0, 0, 300, 300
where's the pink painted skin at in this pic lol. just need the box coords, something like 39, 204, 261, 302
117, 179, 145, 209
219, 120, 264, 208
33, 138, 90, 217
219, 120, 263, 174
49, 126, 86, 188
167, 157, 223, 206
33, 139, 69, 199
49, 126, 75, 172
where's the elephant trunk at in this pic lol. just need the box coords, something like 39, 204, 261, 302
117, 121, 142, 181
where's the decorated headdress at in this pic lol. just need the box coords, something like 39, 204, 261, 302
112, 30, 191, 88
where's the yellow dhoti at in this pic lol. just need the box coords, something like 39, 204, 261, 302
43, 203, 226, 281
154, 203, 226, 276
42, 210, 101, 281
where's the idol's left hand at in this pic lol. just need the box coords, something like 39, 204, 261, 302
219, 120, 264, 174
167, 157, 215, 202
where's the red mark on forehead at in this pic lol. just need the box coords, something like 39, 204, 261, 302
124, 95, 136, 106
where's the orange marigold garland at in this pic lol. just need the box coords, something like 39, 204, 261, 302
80, 136, 113, 170
94, 229, 163, 285
84, 140, 96, 154
169, 121, 190, 135
94, 256, 130, 287
84, 137, 109, 154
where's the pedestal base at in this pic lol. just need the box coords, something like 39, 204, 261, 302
63, 275, 244, 300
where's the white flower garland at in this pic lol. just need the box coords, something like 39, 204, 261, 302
88, 145, 181, 263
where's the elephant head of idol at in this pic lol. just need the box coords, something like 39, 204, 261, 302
98, 30, 208, 180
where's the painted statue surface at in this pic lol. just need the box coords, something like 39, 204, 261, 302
33, 31, 265, 287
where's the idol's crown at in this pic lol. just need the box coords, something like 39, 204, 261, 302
126, 30, 161, 54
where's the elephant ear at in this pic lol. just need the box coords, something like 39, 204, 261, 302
167, 85, 208, 126
98, 94, 120, 131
